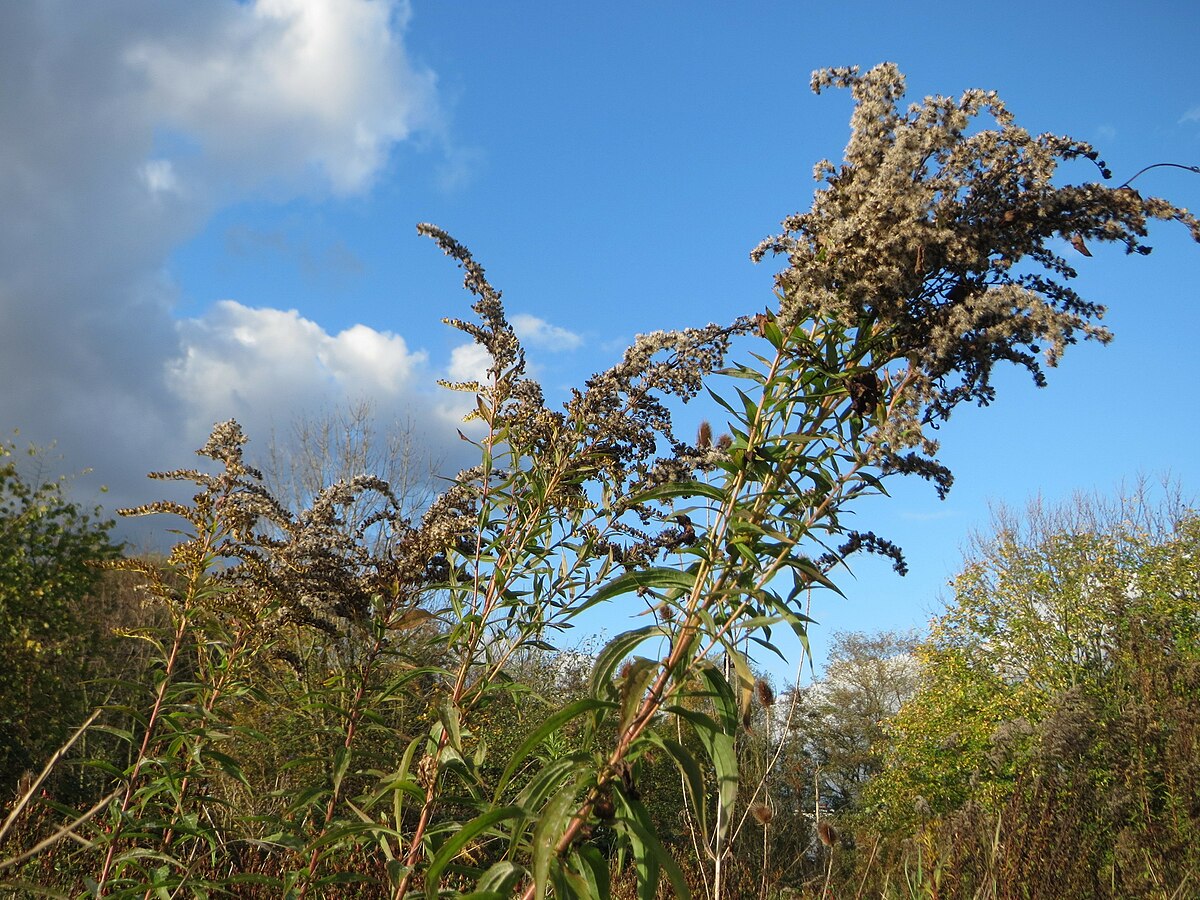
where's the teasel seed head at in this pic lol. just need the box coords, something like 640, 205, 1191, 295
817, 819, 839, 848
755, 678, 776, 707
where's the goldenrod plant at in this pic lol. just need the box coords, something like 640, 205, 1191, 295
2, 63, 1196, 899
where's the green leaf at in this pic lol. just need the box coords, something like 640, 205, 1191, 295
724, 645, 756, 726
572, 567, 696, 619
791, 555, 845, 597
688, 664, 740, 850
550, 863, 591, 899
740, 610, 814, 632
616, 791, 689, 900
495, 698, 611, 800
625, 480, 725, 505
734, 386, 760, 424
617, 657, 660, 731
91, 725, 135, 744
646, 733, 708, 837
513, 757, 585, 840
570, 844, 611, 900
376, 666, 448, 703
706, 386, 739, 417
721, 362, 769, 385
331, 746, 351, 796
438, 700, 464, 755
384, 861, 413, 890
470, 861, 526, 897
588, 626, 669, 701
694, 661, 738, 734
424, 806, 526, 900
532, 777, 584, 900
763, 318, 786, 349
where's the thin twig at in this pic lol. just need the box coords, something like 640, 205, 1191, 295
0, 789, 121, 873
0, 709, 101, 844
1117, 162, 1200, 190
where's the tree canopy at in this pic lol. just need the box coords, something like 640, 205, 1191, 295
0, 438, 118, 792
861, 489, 1200, 896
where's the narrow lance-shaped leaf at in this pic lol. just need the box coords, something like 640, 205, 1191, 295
685, 663, 740, 851
646, 732, 708, 838
494, 697, 611, 801
424, 806, 527, 900
570, 566, 696, 619
588, 626, 670, 701
615, 789, 690, 900
532, 777, 585, 900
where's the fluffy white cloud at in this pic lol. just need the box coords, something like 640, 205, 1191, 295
511, 313, 583, 352
445, 342, 493, 386
127, 0, 437, 194
170, 301, 430, 434
0, 1, 447, 527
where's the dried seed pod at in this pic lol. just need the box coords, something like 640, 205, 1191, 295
593, 787, 615, 822
817, 819, 839, 848
755, 678, 776, 707
416, 755, 438, 790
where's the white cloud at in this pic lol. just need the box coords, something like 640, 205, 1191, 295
0, 1, 450, 528
170, 301, 431, 438
446, 342, 493, 385
1181, 106, 1200, 124
511, 313, 583, 351
140, 159, 182, 196
126, 0, 437, 195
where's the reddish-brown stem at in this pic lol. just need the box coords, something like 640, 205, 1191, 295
516, 336, 899, 899
95, 615, 188, 894
294, 604, 396, 900
145, 624, 255, 898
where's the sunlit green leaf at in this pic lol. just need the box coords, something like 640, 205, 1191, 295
572, 567, 696, 619
588, 626, 669, 701
424, 806, 526, 900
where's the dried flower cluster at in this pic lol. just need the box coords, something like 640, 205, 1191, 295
754, 63, 1199, 494
117, 419, 460, 658
417, 222, 750, 577
566, 323, 745, 485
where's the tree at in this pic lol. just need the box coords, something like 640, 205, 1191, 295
0, 438, 119, 796
795, 630, 921, 813
258, 398, 440, 553
861, 487, 1200, 896
254, 399, 444, 683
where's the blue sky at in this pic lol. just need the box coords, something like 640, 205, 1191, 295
2, 0, 1198, 676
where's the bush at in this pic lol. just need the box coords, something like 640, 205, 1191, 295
0, 439, 119, 800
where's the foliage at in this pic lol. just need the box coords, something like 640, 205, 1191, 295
856, 491, 1200, 898
791, 631, 921, 815
2, 63, 1197, 898
0, 438, 119, 798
